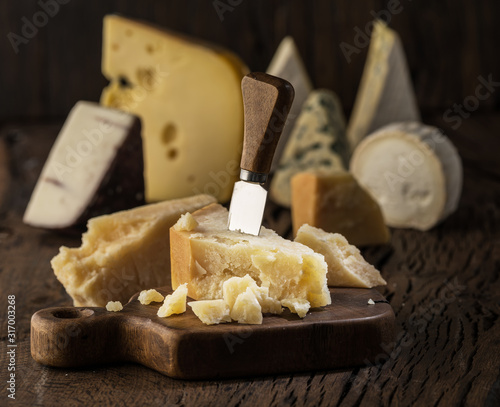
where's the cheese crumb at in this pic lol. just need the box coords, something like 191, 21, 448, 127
157, 284, 188, 317
173, 212, 198, 231
223, 275, 282, 317
188, 299, 231, 325
138, 289, 164, 305
106, 301, 123, 312
368, 298, 375, 305
230, 287, 262, 325
188, 275, 288, 325
281, 298, 310, 318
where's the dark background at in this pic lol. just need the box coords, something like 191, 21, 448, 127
1, 0, 499, 124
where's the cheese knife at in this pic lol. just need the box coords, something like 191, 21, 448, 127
228, 72, 294, 235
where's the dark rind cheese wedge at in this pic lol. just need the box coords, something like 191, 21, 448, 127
23, 101, 144, 229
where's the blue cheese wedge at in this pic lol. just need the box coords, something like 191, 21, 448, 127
346, 20, 420, 151
270, 89, 349, 207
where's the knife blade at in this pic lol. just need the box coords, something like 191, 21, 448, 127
228, 72, 294, 235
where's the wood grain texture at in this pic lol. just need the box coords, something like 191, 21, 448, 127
0, 113, 499, 405
31, 287, 394, 379
1, 0, 499, 123
241, 72, 294, 174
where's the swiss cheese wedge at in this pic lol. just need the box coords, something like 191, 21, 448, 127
101, 15, 248, 203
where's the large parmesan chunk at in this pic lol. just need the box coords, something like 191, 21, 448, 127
295, 224, 386, 288
51, 194, 216, 307
170, 203, 331, 308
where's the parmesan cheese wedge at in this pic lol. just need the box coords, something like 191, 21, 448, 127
350, 122, 462, 230
295, 224, 386, 288
170, 203, 331, 309
51, 194, 216, 307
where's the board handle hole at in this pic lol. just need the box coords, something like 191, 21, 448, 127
52, 309, 94, 319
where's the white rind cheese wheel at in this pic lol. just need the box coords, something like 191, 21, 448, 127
350, 122, 462, 231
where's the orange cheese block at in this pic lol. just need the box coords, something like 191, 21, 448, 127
291, 171, 390, 246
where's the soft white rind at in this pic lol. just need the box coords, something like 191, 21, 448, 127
350, 122, 462, 230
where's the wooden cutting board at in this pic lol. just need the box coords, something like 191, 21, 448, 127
31, 287, 395, 380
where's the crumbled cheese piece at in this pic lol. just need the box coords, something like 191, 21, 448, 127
281, 298, 310, 318
173, 212, 198, 232
157, 283, 188, 317
223, 275, 282, 318
138, 289, 164, 305
106, 301, 123, 312
368, 298, 375, 305
188, 275, 285, 326
188, 299, 232, 325
230, 287, 263, 325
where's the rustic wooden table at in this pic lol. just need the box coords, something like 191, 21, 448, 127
0, 114, 499, 406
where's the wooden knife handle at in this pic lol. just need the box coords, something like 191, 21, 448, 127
240, 72, 294, 176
